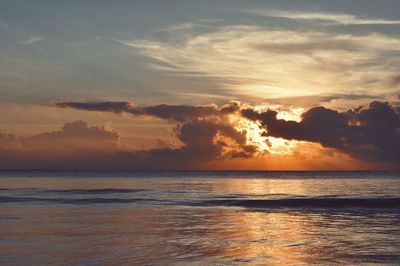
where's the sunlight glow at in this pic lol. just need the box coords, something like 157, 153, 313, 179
229, 114, 269, 152
276, 107, 304, 122
229, 113, 301, 155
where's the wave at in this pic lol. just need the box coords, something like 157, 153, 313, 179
0, 196, 162, 204
48, 188, 148, 194
0, 188, 148, 194
1, 191, 399, 210
193, 196, 400, 209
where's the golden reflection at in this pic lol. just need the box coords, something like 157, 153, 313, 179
214, 178, 306, 196
209, 211, 314, 264
200, 177, 320, 264
2, 176, 395, 264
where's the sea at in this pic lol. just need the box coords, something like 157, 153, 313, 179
0, 170, 399, 265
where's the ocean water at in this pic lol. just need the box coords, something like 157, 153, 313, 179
0, 171, 399, 265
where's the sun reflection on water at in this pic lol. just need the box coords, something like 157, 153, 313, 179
1, 174, 400, 265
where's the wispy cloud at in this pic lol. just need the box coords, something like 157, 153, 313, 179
21, 37, 43, 45
254, 10, 400, 25
118, 25, 400, 102
165, 22, 197, 32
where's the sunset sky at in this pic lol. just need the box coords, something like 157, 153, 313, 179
1, 0, 399, 170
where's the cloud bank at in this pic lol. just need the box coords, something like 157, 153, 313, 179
0, 102, 255, 169
242, 101, 400, 162
1, 100, 399, 170
53, 99, 400, 165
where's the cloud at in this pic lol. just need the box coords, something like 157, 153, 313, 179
144, 119, 256, 167
55, 99, 400, 165
0, 120, 121, 151
54, 101, 134, 114
262, 93, 379, 110
0, 102, 255, 169
0, 120, 125, 169
242, 101, 400, 162
19, 120, 120, 151
51, 101, 255, 167
254, 10, 400, 25
165, 22, 197, 32
21, 37, 43, 45
389, 75, 400, 87
53, 101, 240, 122
119, 25, 400, 103
2, 100, 399, 169
0, 133, 19, 149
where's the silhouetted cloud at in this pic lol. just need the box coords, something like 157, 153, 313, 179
56, 100, 400, 164
132, 119, 256, 169
242, 101, 400, 162
52, 101, 254, 165
0, 112, 256, 169
19, 120, 120, 150
0, 121, 124, 169
54, 101, 134, 114
1, 100, 399, 169
54, 101, 240, 122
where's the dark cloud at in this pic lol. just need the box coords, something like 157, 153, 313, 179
2, 100, 399, 169
50, 101, 253, 168
174, 119, 255, 160
133, 120, 256, 169
54, 101, 240, 122
0, 117, 256, 169
31, 120, 117, 141
0, 121, 124, 169
19, 120, 120, 151
48, 101, 254, 168
242, 101, 400, 162
53, 101, 134, 114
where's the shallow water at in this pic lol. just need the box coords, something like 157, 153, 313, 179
0, 171, 399, 265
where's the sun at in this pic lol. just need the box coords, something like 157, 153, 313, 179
229, 110, 302, 155
230, 115, 269, 152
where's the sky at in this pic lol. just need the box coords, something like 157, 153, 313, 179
0, 0, 399, 170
